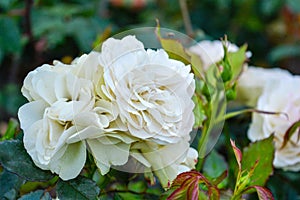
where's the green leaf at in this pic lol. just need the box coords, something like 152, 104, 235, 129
227, 44, 247, 82
0, 140, 54, 181
242, 136, 274, 186
18, 190, 51, 200
203, 150, 228, 188
128, 180, 147, 193
0, 170, 25, 200
156, 34, 190, 65
1, 118, 18, 141
115, 192, 144, 200
56, 176, 100, 200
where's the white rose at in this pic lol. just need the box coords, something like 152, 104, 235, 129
18, 55, 95, 180
99, 35, 195, 144
237, 66, 291, 107
248, 76, 300, 171
189, 40, 251, 70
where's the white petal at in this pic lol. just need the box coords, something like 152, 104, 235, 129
18, 100, 48, 131
51, 141, 86, 180
67, 126, 105, 143
87, 139, 130, 175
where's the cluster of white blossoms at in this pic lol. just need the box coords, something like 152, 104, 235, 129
18, 35, 198, 187
238, 67, 300, 171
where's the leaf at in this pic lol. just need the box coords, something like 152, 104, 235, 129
242, 136, 274, 186
167, 171, 220, 200
18, 190, 51, 200
211, 170, 228, 186
1, 118, 18, 141
155, 24, 190, 65
246, 186, 274, 200
128, 180, 147, 193
0, 140, 54, 181
203, 150, 228, 188
167, 177, 199, 200
230, 139, 242, 171
56, 176, 100, 200
281, 119, 300, 149
0, 170, 25, 200
227, 44, 247, 82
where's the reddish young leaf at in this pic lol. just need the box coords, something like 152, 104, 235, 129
281, 119, 300, 149
167, 176, 197, 200
211, 170, 228, 186
167, 171, 221, 200
230, 139, 242, 170
187, 177, 200, 200
247, 186, 274, 200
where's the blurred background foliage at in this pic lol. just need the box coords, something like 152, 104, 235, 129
1, 0, 300, 123
1, 0, 300, 199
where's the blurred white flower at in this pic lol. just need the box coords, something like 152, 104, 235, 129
236, 66, 291, 107
99, 36, 195, 144
189, 40, 251, 71
247, 70, 300, 171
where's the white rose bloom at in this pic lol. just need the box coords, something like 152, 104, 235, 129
99, 35, 195, 144
18, 58, 95, 180
248, 76, 300, 171
189, 40, 252, 70
236, 66, 291, 107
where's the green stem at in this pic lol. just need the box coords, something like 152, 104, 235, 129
196, 124, 209, 170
